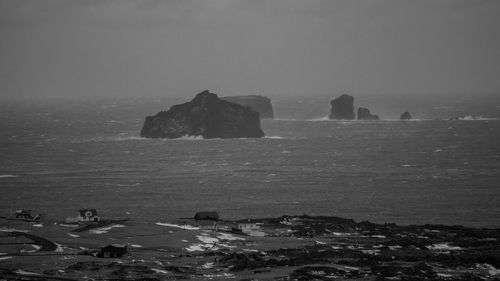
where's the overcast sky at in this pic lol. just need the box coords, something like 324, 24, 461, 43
1, 0, 499, 99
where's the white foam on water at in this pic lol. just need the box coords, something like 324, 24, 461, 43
264, 136, 284, 139
32, 224, 43, 227
23, 245, 41, 253
130, 244, 143, 248
159, 135, 206, 141
332, 232, 354, 236
186, 234, 239, 252
15, 270, 40, 276
457, 115, 498, 121
151, 268, 169, 274
361, 249, 380, 255
201, 262, 214, 269
427, 243, 462, 251
0, 174, 17, 179
217, 243, 236, 249
155, 222, 200, 230
0, 256, 13, 261
197, 235, 219, 244
55, 243, 64, 252
203, 273, 235, 278
59, 223, 79, 228
476, 263, 500, 276
273, 118, 299, 121
72, 136, 147, 143
67, 233, 80, 238
185, 244, 213, 252
89, 224, 125, 234
306, 116, 330, 121
371, 235, 386, 239
242, 248, 258, 252
0, 227, 29, 233
217, 233, 245, 241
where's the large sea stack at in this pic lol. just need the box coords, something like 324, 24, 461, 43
140, 90, 265, 139
221, 95, 274, 119
400, 111, 412, 120
357, 107, 380, 120
329, 94, 355, 120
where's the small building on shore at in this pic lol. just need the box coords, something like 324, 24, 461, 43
97, 244, 127, 258
237, 223, 259, 233
232, 222, 266, 237
76, 209, 100, 222
16, 209, 33, 219
15, 209, 40, 221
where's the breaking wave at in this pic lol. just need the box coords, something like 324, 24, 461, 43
0, 175, 17, 179
71, 136, 146, 143
306, 116, 331, 121
89, 224, 125, 234
163, 135, 205, 141
155, 222, 200, 230
273, 118, 299, 121
455, 115, 498, 121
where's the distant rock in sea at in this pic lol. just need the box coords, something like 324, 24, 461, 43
357, 107, 380, 120
140, 90, 265, 139
329, 94, 355, 120
221, 95, 274, 119
400, 111, 412, 120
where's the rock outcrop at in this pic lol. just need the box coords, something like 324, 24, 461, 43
329, 94, 355, 120
221, 95, 274, 119
400, 111, 412, 120
357, 107, 380, 120
140, 90, 265, 139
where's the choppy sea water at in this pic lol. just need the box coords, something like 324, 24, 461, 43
1, 97, 499, 227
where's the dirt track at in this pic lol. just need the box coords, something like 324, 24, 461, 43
11, 231, 57, 252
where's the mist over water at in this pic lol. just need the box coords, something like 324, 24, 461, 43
0, 96, 499, 227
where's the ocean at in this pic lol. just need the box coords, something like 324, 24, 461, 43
1, 96, 499, 227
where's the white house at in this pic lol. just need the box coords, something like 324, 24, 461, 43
77, 209, 100, 222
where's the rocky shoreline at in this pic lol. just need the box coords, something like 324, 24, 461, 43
1, 215, 499, 280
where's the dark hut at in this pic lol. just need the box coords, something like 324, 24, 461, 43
97, 244, 127, 258
194, 212, 219, 221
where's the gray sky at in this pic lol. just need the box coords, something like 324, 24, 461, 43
1, 0, 499, 99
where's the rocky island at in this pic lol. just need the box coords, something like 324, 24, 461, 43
140, 90, 265, 139
400, 111, 412, 120
329, 94, 381, 120
221, 95, 274, 119
357, 107, 380, 120
329, 94, 356, 120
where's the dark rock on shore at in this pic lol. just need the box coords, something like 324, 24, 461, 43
357, 107, 380, 120
216, 214, 500, 280
140, 90, 265, 139
400, 111, 412, 120
221, 95, 274, 119
329, 94, 355, 120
